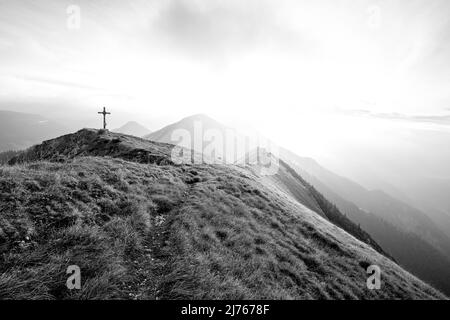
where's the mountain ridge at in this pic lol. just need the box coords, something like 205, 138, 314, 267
144, 114, 229, 144
1, 128, 445, 299
280, 148, 450, 295
143, 114, 450, 295
113, 121, 152, 137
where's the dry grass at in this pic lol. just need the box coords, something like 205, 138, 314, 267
0, 158, 181, 299
0, 129, 446, 299
155, 164, 445, 299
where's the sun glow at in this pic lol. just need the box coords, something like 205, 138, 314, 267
1, 0, 449, 164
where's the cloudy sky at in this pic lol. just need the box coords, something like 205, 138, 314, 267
1, 0, 449, 117
1, 0, 450, 196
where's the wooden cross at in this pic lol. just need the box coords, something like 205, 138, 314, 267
98, 107, 111, 130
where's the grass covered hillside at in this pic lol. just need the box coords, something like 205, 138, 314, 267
253, 156, 390, 259
0, 129, 446, 299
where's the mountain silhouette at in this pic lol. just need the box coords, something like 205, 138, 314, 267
113, 121, 152, 137
145, 114, 227, 143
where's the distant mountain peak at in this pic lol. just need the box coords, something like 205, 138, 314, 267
113, 121, 151, 137
144, 113, 229, 142
121, 121, 142, 126
177, 113, 228, 129
181, 113, 213, 121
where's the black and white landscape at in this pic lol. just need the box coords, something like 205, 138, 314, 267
1, 0, 450, 301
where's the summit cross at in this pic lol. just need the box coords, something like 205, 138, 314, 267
98, 107, 111, 130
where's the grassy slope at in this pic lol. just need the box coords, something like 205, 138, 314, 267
0, 129, 446, 299
283, 157, 450, 295
256, 157, 390, 259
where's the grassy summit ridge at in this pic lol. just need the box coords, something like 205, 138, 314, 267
0, 129, 445, 299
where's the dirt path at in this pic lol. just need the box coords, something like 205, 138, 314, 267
121, 175, 197, 300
